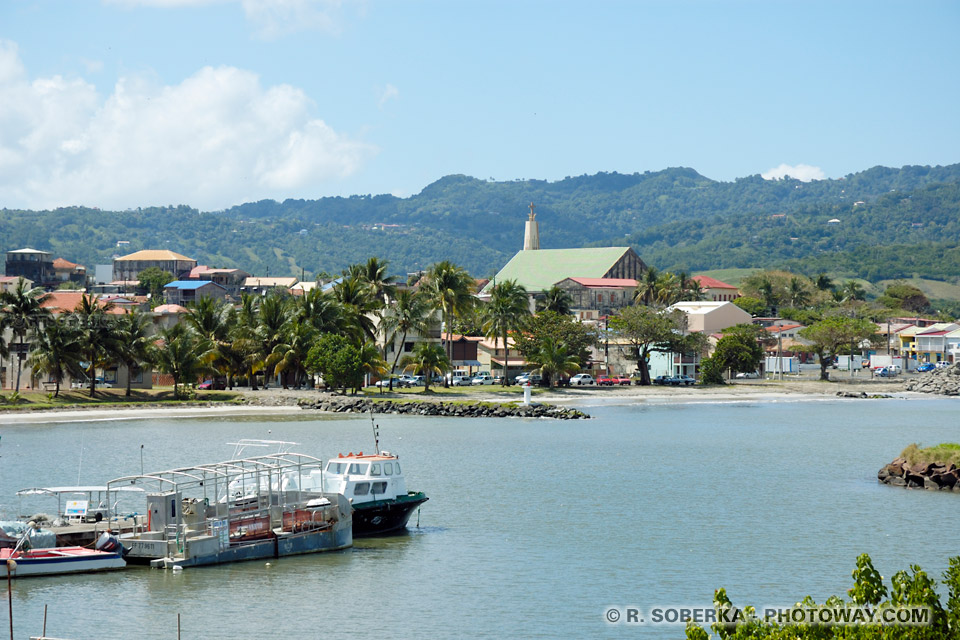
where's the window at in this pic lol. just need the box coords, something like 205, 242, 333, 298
383, 463, 393, 475
354, 482, 370, 496
348, 463, 368, 475
326, 462, 345, 474
395, 463, 401, 474
370, 463, 381, 476
371, 482, 387, 495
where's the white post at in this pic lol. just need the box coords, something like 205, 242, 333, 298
523, 385, 531, 406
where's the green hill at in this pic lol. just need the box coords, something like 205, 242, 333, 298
1, 163, 959, 288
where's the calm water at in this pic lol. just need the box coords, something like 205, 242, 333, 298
1, 397, 959, 639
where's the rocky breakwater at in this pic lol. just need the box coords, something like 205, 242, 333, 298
878, 457, 960, 492
905, 363, 960, 395
297, 396, 590, 419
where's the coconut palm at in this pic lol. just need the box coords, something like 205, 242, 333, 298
0, 277, 50, 392
113, 310, 155, 397
814, 273, 834, 292
787, 277, 811, 309
153, 323, 214, 400
26, 315, 83, 397
350, 257, 397, 307
332, 276, 379, 345
528, 338, 581, 387
381, 289, 431, 390
481, 279, 530, 385
841, 280, 866, 302
357, 341, 388, 392
633, 267, 660, 306
423, 261, 475, 370
266, 320, 316, 389
256, 294, 292, 387
73, 294, 118, 397
232, 293, 262, 390
295, 288, 345, 334
536, 286, 573, 315
677, 272, 705, 302
399, 342, 449, 392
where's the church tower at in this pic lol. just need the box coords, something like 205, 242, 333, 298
523, 202, 540, 251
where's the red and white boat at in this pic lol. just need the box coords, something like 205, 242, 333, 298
1, 545, 125, 578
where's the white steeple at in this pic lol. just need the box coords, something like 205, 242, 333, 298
523, 202, 540, 251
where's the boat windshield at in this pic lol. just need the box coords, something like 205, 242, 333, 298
347, 463, 369, 476
325, 462, 347, 475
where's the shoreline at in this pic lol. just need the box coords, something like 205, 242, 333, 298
0, 378, 945, 425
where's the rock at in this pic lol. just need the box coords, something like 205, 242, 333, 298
887, 476, 907, 486
923, 477, 941, 490
932, 473, 957, 488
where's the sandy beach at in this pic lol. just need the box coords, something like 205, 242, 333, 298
0, 376, 932, 425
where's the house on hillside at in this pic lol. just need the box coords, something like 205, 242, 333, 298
187, 265, 250, 297
692, 275, 740, 302
0, 275, 33, 294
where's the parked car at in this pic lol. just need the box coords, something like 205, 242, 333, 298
672, 375, 696, 386
735, 371, 761, 379
198, 378, 226, 390
917, 362, 936, 373
935, 361, 950, 369
875, 367, 897, 377
471, 373, 494, 385
449, 374, 471, 386
652, 375, 671, 385
375, 377, 402, 388
515, 372, 542, 386
492, 375, 505, 385
596, 375, 615, 386
569, 373, 595, 386
613, 375, 632, 385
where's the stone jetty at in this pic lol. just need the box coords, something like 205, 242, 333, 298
878, 457, 960, 492
297, 396, 590, 419
905, 364, 960, 395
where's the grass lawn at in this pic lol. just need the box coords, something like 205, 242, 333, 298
360, 384, 549, 398
0, 387, 242, 411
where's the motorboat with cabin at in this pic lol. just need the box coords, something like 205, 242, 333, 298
318, 451, 429, 536
107, 445, 352, 568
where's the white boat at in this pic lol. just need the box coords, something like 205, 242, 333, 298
1, 545, 125, 578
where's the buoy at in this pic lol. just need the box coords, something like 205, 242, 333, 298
265, 562, 272, 567
171, 565, 183, 573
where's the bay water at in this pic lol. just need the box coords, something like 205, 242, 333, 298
1, 396, 958, 638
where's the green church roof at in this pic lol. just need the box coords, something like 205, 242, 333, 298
485, 247, 635, 293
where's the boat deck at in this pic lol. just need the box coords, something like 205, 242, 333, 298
46, 515, 145, 547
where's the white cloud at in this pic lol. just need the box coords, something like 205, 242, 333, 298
761, 163, 826, 182
0, 39, 375, 211
104, 0, 346, 39
378, 83, 398, 109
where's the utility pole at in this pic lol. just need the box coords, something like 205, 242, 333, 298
778, 328, 783, 381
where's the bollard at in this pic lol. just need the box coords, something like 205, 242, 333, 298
523, 384, 531, 405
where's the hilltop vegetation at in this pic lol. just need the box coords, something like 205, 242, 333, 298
1, 163, 959, 288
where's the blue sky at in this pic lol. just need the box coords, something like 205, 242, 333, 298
1, 0, 958, 210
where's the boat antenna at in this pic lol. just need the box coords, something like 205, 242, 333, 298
370, 411, 380, 455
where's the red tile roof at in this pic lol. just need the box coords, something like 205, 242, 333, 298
765, 324, 804, 333
53, 257, 83, 270
692, 275, 738, 290
40, 292, 125, 314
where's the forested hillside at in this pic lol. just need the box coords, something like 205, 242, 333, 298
1, 163, 958, 284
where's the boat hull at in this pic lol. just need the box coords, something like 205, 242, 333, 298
0, 547, 125, 578
353, 493, 429, 537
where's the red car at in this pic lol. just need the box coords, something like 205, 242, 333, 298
613, 376, 632, 385
596, 376, 615, 386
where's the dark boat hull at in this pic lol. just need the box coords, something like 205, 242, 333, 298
353, 493, 428, 537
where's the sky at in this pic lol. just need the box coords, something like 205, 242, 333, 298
1, 0, 958, 211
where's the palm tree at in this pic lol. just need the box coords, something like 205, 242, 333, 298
113, 310, 155, 397
332, 276, 379, 344
186, 297, 236, 386
256, 294, 291, 387
266, 320, 316, 389
399, 342, 449, 392
756, 278, 778, 315
536, 286, 573, 315
357, 341, 388, 392
351, 257, 397, 306
423, 261, 475, 369
296, 288, 344, 334
633, 267, 660, 306
654, 271, 681, 306
0, 277, 50, 392
73, 294, 118, 397
841, 280, 866, 302
528, 338, 581, 387
481, 279, 530, 385
232, 293, 262, 390
26, 315, 83, 397
814, 273, 834, 292
381, 289, 431, 390
153, 323, 214, 400
677, 272, 705, 302
787, 277, 811, 309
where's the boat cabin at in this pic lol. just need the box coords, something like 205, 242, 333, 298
315, 452, 409, 505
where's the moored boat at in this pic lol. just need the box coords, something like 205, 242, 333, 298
310, 451, 428, 537
1, 543, 125, 578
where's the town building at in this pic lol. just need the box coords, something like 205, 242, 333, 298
0, 275, 33, 294
242, 276, 299, 296
666, 301, 753, 334
112, 250, 198, 283
187, 265, 250, 297
5, 248, 54, 287
554, 277, 637, 316
52, 258, 87, 287
691, 275, 740, 302
163, 280, 228, 306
